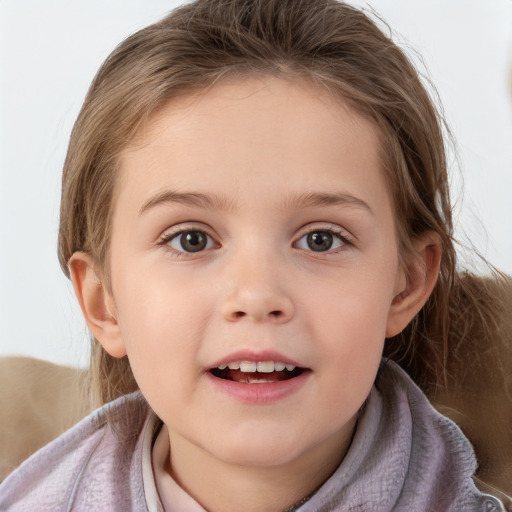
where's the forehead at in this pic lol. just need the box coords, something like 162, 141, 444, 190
116, 76, 389, 215
134, 76, 367, 138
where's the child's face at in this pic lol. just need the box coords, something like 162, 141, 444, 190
103, 77, 408, 471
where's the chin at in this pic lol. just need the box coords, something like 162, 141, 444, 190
207, 428, 316, 468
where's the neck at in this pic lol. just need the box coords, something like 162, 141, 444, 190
164, 419, 356, 512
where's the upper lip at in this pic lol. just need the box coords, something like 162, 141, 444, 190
208, 349, 305, 370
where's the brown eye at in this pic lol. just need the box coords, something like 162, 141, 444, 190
295, 229, 346, 253
307, 231, 333, 252
169, 230, 213, 253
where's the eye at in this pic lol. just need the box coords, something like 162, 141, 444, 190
167, 230, 216, 253
295, 229, 347, 252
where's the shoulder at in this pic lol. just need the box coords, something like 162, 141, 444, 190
377, 360, 505, 512
0, 391, 153, 512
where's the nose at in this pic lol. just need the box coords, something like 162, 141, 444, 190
219, 250, 294, 324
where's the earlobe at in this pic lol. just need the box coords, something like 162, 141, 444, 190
386, 232, 442, 338
69, 252, 127, 358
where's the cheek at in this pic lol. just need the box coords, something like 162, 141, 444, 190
114, 260, 209, 334
111, 268, 213, 386
306, 268, 396, 364
293, 285, 389, 438
315, 293, 389, 355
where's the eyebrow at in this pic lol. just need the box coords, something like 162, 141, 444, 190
282, 191, 374, 215
139, 189, 373, 216
139, 190, 237, 215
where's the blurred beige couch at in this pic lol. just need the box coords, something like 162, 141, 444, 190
0, 356, 92, 481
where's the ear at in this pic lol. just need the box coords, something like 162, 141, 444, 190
386, 232, 442, 338
69, 252, 127, 358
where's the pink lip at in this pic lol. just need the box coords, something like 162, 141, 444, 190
206, 349, 310, 404
209, 349, 304, 369
206, 370, 310, 404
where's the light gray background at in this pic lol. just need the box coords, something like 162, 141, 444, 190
1, 1, 512, 368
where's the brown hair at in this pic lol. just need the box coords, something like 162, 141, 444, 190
58, 0, 510, 473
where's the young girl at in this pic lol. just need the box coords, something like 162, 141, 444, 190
0, 0, 509, 510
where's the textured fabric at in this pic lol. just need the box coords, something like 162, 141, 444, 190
299, 360, 504, 512
0, 360, 504, 512
0, 393, 152, 511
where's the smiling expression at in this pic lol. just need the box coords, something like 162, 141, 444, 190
98, 76, 408, 473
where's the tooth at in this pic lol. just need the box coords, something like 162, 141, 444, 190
240, 361, 257, 372
217, 364, 227, 370
228, 362, 240, 370
246, 377, 274, 384
274, 362, 286, 371
257, 361, 274, 373
285, 364, 296, 371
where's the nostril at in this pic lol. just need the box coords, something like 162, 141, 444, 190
231, 310, 282, 320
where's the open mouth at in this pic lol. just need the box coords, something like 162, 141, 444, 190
210, 361, 306, 384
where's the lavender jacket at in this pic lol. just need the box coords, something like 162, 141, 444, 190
0, 360, 505, 511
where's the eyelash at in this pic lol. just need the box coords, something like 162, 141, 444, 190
294, 225, 354, 254
157, 224, 354, 257
158, 226, 217, 257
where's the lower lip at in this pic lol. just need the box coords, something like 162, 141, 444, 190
205, 370, 310, 404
